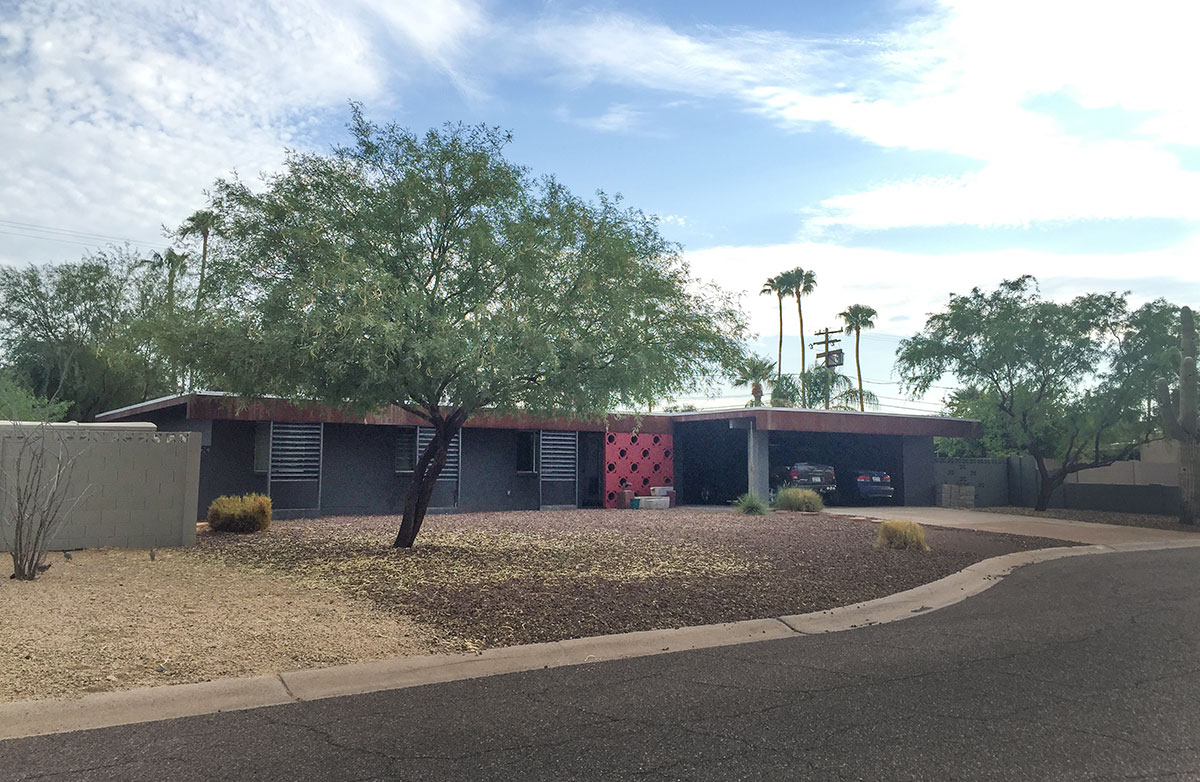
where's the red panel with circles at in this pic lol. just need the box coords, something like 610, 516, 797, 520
603, 432, 674, 508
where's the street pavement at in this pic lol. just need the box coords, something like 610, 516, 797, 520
4, 547, 1200, 781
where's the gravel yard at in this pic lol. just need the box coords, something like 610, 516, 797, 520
196, 507, 1071, 650
1, 507, 1071, 703
975, 506, 1199, 533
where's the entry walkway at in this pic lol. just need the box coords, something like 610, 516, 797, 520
828, 505, 1197, 545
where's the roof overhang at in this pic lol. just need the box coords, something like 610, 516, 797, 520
98, 395, 978, 438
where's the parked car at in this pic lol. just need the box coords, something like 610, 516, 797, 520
776, 462, 838, 501
843, 469, 894, 503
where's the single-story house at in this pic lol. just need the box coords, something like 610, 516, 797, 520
97, 393, 979, 519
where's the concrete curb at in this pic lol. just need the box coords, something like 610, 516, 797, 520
4, 538, 1199, 741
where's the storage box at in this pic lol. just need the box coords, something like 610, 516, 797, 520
635, 495, 670, 510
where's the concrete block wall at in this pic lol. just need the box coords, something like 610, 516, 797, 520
0, 423, 201, 551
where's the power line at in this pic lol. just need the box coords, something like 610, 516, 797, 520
0, 218, 169, 250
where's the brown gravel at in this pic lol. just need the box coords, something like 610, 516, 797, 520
0, 547, 432, 702
2, 508, 1074, 703
975, 506, 1199, 533
195, 507, 1074, 652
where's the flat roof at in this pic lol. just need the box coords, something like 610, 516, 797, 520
97, 392, 978, 438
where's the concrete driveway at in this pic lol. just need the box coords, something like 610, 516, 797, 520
828, 505, 1197, 545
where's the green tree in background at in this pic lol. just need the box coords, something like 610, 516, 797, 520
733, 355, 776, 407
0, 249, 174, 421
897, 276, 1177, 511
174, 209, 221, 314
761, 273, 789, 380
783, 267, 817, 401
0, 373, 70, 421
838, 303, 877, 412
189, 108, 748, 548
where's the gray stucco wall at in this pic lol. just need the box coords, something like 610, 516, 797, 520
459, 428, 542, 511
900, 436, 935, 506
0, 423, 200, 551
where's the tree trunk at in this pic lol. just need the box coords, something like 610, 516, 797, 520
1180, 439, 1198, 524
796, 294, 806, 402
776, 295, 783, 381
854, 327, 864, 411
1033, 458, 1061, 512
751, 382, 762, 406
393, 422, 455, 548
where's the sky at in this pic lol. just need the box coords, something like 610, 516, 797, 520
2, 0, 1198, 413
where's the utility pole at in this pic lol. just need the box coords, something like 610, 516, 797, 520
811, 327, 844, 410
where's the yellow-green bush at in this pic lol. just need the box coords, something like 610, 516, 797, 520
875, 519, 930, 551
206, 494, 272, 533
733, 493, 769, 515
775, 487, 824, 512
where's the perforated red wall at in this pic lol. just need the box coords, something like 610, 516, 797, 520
603, 432, 674, 508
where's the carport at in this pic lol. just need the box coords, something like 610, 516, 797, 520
671, 408, 979, 506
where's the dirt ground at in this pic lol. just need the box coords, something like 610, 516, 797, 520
0, 548, 432, 702
976, 506, 1200, 533
1, 508, 1073, 703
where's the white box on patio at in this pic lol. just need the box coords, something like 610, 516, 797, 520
650, 486, 672, 496
637, 496, 670, 510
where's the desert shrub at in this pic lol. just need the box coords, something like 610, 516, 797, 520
875, 520, 930, 551
733, 493, 769, 515
207, 493, 272, 533
775, 486, 824, 512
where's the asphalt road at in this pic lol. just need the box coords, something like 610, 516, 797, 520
5, 548, 1200, 781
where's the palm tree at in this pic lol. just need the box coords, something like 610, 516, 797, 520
785, 268, 817, 401
838, 304, 878, 411
797, 365, 880, 410
144, 248, 190, 313
761, 274, 791, 380
177, 209, 219, 314
734, 355, 777, 407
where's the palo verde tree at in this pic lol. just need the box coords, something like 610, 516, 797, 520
189, 107, 747, 548
897, 276, 1178, 511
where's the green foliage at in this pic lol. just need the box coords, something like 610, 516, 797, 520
774, 486, 824, 512
898, 277, 1178, 509
1156, 306, 1199, 524
733, 493, 769, 515
733, 354, 775, 407
0, 373, 70, 421
793, 365, 879, 410
769, 373, 801, 407
0, 249, 176, 421
188, 107, 747, 546
207, 494, 272, 533
875, 520, 930, 551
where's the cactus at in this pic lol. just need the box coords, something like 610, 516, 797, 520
1157, 306, 1199, 524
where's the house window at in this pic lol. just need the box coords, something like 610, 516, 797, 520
516, 430, 538, 473
395, 427, 417, 473
253, 422, 269, 474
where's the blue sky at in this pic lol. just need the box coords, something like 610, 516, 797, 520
1, 0, 1198, 412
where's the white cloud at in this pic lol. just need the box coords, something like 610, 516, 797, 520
555, 102, 642, 133
533, 2, 1200, 232
685, 238, 1200, 346
0, 0, 485, 266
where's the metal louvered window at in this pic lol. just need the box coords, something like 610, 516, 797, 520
539, 431, 577, 481
395, 427, 417, 473
269, 422, 322, 481
417, 427, 460, 482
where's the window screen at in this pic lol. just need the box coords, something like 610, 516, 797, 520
516, 431, 538, 473
395, 427, 417, 473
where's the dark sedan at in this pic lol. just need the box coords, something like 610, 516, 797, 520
845, 469, 894, 503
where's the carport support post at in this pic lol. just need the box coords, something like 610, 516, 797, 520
747, 426, 770, 501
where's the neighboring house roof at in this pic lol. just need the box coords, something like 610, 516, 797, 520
96, 391, 980, 438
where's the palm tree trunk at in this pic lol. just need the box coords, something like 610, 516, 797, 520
796, 294, 806, 402
776, 294, 783, 381
855, 327, 864, 411
195, 230, 208, 315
